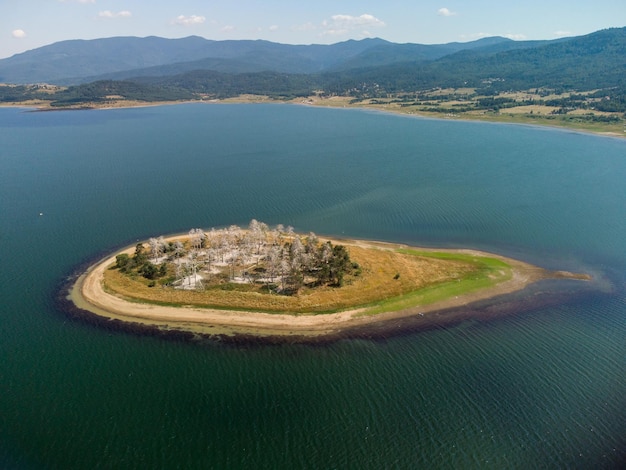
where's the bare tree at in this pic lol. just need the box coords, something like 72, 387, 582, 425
189, 228, 205, 251
266, 245, 281, 287
173, 240, 185, 259
148, 237, 162, 262
247, 218, 266, 254
279, 257, 290, 292
204, 247, 217, 272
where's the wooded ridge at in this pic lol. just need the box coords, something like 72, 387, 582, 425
1, 27, 624, 118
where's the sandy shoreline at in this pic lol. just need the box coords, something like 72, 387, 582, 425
2, 98, 624, 139
68, 238, 586, 340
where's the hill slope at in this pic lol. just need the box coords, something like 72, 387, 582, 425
0, 36, 391, 84
0, 34, 533, 85
318, 27, 626, 94
1, 27, 624, 119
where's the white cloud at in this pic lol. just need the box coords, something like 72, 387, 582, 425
173, 15, 206, 26
437, 8, 457, 17
269, 25, 279, 32
504, 33, 527, 40
221, 25, 235, 33
98, 10, 132, 19
12, 29, 27, 39
321, 14, 385, 37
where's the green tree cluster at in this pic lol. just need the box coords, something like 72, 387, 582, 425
115, 243, 167, 282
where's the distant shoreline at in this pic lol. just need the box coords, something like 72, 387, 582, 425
2, 97, 624, 139
68, 236, 590, 341
290, 96, 626, 139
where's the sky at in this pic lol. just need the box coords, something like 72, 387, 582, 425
2, 0, 625, 59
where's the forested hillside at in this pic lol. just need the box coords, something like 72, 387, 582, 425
1, 27, 624, 118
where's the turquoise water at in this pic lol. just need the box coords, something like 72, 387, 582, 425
0, 104, 625, 468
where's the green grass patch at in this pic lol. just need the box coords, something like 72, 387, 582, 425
356, 250, 512, 316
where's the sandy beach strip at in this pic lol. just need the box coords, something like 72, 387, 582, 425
68, 238, 578, 339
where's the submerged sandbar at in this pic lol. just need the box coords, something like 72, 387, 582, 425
68, 232, 589, 340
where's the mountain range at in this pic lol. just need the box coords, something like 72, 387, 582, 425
0, 27, 624, 102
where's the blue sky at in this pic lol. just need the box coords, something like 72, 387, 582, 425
2, 0, 625, 58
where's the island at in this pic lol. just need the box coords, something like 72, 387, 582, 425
67, 220, 590, 341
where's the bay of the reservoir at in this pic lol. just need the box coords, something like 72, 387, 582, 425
1, 103, 624, 468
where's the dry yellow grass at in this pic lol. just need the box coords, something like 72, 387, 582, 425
422, 88, 476, 97
497, 105, 558, 115
103, 245, 476, 314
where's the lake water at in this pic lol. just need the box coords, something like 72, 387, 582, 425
1, 103, 625, 469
